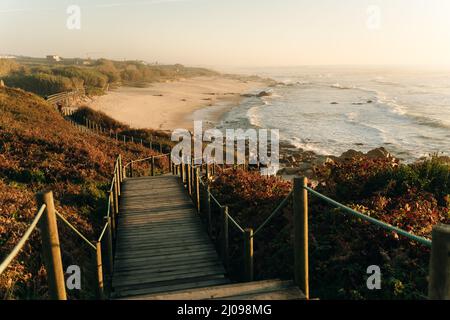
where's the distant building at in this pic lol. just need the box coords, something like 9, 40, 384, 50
46, 55, 62, 62
0, 55, 16, 59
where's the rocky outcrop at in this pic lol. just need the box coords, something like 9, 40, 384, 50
241, 90, 273, 98
257, 90, 272, 97
340, 149, 365, 160
366, 147, 391, 159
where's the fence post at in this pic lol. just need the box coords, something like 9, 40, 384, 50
187, 164, 192, 196
109, 191, 116, 237
243, 228, 254, 282
293, 177, 309, 299
36, 191, 67, 300
180, 161, 185, 183
221, 206, 229, 269
96, 242, 104, 300
118, 155, 123, 182
104, 217, 114, 278
428, 224, 450, 299
114, 173, 119, 214
206, 184, 212, 236
130, 161, 134, 178
195, 167, 200, 213
151, 156, 155, 176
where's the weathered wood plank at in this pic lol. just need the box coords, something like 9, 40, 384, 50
112, 175, 226, 298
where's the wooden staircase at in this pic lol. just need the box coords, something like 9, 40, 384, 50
111, 175, 305, 300
120, 279, 305, 300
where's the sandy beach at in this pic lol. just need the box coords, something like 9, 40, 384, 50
87, 76, 268, 131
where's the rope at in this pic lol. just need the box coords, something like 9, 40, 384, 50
253, 190, 293, 237
124, 153, 170, 168
97, 221, 109, 243
0, 205, 47, 275
226, 212, 245, 234
304, 186, 432, 247
55, 211, 96, 250
199, 179, 245, 233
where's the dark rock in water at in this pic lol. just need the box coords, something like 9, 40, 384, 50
257, 91, 272, 97
366, 147, 391, 159
330, 102, 339, 105
352, 102, 364, 105
241, 93, 255, 98
340, 149, 364, 159
354, 143, 364, 146
367, 100, 373, 103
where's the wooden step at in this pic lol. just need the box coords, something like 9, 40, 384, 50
122, 279, 305, 300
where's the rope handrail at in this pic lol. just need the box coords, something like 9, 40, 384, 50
97, 221, 109, 243
0, 204, 47, 275
226, 212, 245, 233
304, 186, 432, 247
253, 190, 293, 237
106, 192, 111, 218
55, 210, 96, 250
123, 153, 171, 168
199, 178, 245, 233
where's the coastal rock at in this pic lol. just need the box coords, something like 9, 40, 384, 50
297, 162, 313, 171
366, 147, 391, 159
340, 149, 364, 160
330, 102, 338, 105
257, 91, 272, 97
312, 156, 335, 166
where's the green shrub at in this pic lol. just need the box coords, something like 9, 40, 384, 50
2, 73, 74, 96
51, 66, 108, 88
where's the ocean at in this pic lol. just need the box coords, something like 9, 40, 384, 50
217, 66, 450, 162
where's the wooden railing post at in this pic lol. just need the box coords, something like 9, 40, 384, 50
293, 177, 309, 299
169, 155, 173, 174
109, 191, 116, 237
207, 185, 212, 235
243, 228, 254, 282
180, 162, 185, 183
36, 191, 67, 300
114, 174, 119, 214
221, 206, 229, 269
96, 242, 104, 300
187, 164, 192, 196
104, 216, 114, 278
130, 161, 134, 178
428, 224, 450, 299
195, 167, 200, 213
151, 156, 155, 176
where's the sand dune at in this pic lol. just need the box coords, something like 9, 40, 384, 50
87, 76, 267, 131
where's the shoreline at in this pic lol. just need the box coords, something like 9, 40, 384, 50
86, 76, 270, 132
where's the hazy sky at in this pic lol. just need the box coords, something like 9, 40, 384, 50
1, 0, 450, 67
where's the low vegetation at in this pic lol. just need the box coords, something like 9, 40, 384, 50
209, 156, 450, 299
0, 87, 165, 299
70, 106, 175, 152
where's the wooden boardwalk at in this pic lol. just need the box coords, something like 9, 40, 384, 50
112, 175, 228, 298
111, 174, 304, 300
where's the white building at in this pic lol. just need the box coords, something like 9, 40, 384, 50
46, 55, 62, 62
